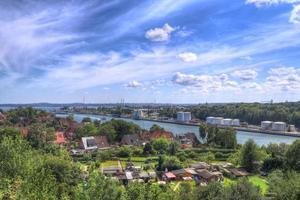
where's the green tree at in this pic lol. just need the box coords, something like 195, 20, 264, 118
285, 140, 300, 171
75, 171, 125, 200
268, 170, 300, 200
75, 123, 97, 138
160, 156, 182, 171
98, 123, 117, 143
240, 139, 264, 172
27, 124, 55, 148
143, 142, 153, 155
151, 138, 170, 154
199, 123, 207, 142
168, 141, 180, 155
150, 124, 165, 133
82, 117, 92, 123
194, 182, 223, 200
223, 178, 263, 200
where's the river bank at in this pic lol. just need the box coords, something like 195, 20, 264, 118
55, 113, 299, 145
56, 112, 300, 138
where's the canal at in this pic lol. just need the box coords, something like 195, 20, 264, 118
56, 113, 298, 146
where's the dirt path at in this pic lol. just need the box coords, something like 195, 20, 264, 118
173, 182, 181, 191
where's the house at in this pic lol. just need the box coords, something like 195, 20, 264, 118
139, 172, 150, 181
189, 162, 210, 170
54, 132, 66, 145
196, 169, 221, 183
228, 168, 250, 177
80, 136, 110, 151
94, 136, 110, 149
171, 169, 193, 180
184, 133, 199, 146
162, 172, 176, 181
121, 134, 143, 146
21, 127, 29, 137
103, 166, 123, 176
81, 136, 98, 150
177, 135, 193, 148
150, 130, 174, 140
148, 171, 157, 179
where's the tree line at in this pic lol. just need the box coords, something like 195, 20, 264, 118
190, 102, 300, 127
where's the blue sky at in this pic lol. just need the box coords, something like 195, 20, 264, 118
1, 0, 300, 103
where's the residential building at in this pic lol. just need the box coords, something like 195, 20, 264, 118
162, 172, 176, 181
121, 134, 143, 146
81, 136, 110, 150
54, 132, 66, 145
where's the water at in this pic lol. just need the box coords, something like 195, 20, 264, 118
56, 113, 299, 146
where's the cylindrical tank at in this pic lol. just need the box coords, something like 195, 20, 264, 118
223, 119, 232, 126
232, 119, 240, 126
272, 122, 286, 131
261, 121, 273, 130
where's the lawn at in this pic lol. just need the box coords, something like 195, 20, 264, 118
223, 177, 237, 187
248, 176, 269, 195
101, 160, 119, 168
223, 176, 268, 194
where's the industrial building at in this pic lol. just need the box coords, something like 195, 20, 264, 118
261, 121, 287, 132
272, 122, 286, 131
132, 110, 145, 120
261, 121, 273, 130
206, 117, 240, 126
177, 112, 192, 122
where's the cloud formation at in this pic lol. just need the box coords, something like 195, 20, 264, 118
246, 0, 300, 24
145, 23, 175, 42
233, 69, 258, 81
125, 81, 143, 88
178, 52, 198, 62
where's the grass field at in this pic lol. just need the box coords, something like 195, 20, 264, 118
248, 176, 269, 195
101, 160, 119, 168
224, 176, 268, 195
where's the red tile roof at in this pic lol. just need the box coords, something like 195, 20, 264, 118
21, 128, 29, 137
164, 172, 176, 179
150, 131, 174, 140
54, 132, 66, 144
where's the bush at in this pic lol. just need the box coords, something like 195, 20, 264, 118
117, 146, 132, 157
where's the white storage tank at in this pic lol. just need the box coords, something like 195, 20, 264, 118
223, 119, 232, 126
206, 117, 215, 124
288, 125, 297, 132
272, 122, 286, 131
214, 117, 224, 125
261, 121, 273, 130
232, 119, 240, 126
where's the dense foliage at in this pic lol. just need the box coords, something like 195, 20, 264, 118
191, 102, 300, 127
199, 124, 237, 149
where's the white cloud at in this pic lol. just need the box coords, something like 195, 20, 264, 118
290, 4, 300, 24
246, 0, 300, 24
178, 52, 198, 62
241, 82, 262, 90
233, 69, 258, 80
269, 67, 298, 75
145, 23, 175, 42
219, 74, 229, 81
125, 80, 143, 88
246, 0, 300, 6
265, 67, 300, 92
